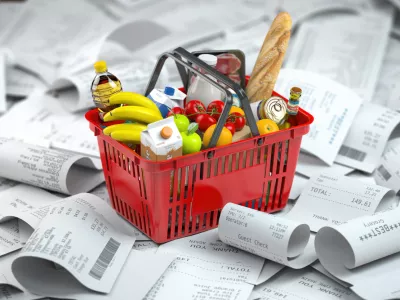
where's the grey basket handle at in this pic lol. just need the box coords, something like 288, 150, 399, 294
144, 47, 259, 151
189, 49, 246, 90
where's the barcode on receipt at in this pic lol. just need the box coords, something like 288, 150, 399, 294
89, 237, 121, 280
339, 145, 367, 162
377, 165, 392, 181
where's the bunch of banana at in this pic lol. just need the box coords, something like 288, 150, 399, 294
102, 92, 162, 144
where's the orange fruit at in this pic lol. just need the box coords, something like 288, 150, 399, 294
256, 119, 279, 135
203, 124, 233, 147
229, 106, 245, 116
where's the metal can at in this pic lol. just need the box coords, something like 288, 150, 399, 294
251, 96, 287, 124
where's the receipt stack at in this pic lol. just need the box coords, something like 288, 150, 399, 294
1, 0, 400, 300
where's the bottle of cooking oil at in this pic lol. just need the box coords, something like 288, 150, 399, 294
91, 60, 122, 120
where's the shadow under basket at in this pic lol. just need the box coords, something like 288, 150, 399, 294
86, 90, 313, 243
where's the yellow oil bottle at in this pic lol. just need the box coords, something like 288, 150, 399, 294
91, 60, 122, 120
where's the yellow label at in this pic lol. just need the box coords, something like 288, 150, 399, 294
92, 81, 122, 106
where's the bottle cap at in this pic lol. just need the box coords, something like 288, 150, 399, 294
164, 86, 175, 96
160, 126, 173, 139
290, 87, 302, 100
94, 60, 107, 73
198, 54, 217, 66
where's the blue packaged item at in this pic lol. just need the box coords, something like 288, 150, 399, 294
147, 89, 175, 118
164, 86, 175, 97
160, 86, 186, 109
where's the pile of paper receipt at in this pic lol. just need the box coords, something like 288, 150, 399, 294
0, 0, 400, 299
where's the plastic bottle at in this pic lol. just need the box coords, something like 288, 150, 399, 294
91, 61, 122, 120
186, 54, 223, 108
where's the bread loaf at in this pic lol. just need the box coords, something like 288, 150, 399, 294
246, 12, 292, 103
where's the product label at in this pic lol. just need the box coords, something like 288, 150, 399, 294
92, 80, 122, 110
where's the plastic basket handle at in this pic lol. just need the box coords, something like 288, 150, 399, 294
144, 47, 259, 152
189, 49, 246, 90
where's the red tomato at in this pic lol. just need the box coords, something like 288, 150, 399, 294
224, 123, 236, 136
185, 100, 206, 121
206, 100, 224, 121
196, 114, 217, 132
167, 107, 185, 118
226, 112, 246, 131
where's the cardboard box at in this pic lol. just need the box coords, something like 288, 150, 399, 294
140, 117, 182, 162
147, 89, 176, 118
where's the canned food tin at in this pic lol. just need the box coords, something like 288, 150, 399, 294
263, 97, 287, 124
250, 96, 287, 124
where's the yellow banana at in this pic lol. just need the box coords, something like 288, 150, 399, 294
103, 123, 147, 136
110, 130, 142, 144
109, 92, 162, 118
103, 106, 163, 124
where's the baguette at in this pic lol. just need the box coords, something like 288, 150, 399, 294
246, 12, 292, 103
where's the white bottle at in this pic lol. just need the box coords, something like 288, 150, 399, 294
186, 54, 223, 108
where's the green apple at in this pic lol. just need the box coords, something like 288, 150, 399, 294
173, 114, 190, 132
181, 123, 202, 155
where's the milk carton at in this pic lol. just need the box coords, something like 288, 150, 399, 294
141, 117, 182, 196
140, 117, 182, 161
147, 89, 177, 118
162, 86, 186, 108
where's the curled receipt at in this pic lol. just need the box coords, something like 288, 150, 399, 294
0, 137, 103, 195
218, 203, 317, 268
315, 207, 400, 299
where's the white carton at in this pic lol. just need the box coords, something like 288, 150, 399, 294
140, 117, 182, 162
148, 89, 177, 118
161, 86, 187, 108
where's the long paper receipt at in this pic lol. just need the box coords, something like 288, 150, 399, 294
218, 203, 317, 268
0, 184, 61, 257
285, 173, 397, 231
147, 230, 257, 300
375, 138, 400, 193
0, 137, 103, 195
274, 69, 362, 165
315, 207, 400, 300
335, 103, 400, 173
250, 267, 362, 300
11, 193, 136, 297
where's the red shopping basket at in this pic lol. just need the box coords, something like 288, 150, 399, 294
86, 47, 313, 243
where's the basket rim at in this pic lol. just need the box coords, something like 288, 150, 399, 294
85, 90, 314, 166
